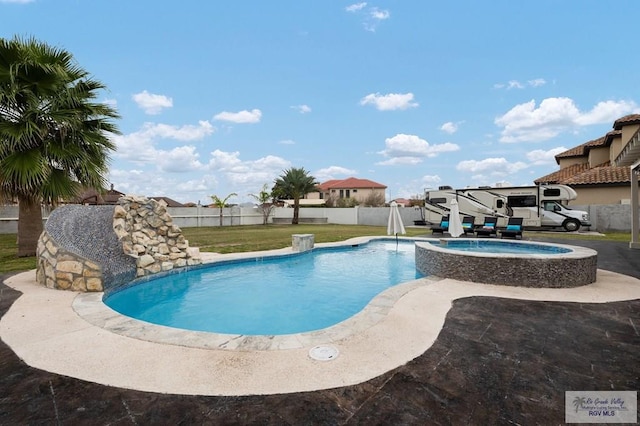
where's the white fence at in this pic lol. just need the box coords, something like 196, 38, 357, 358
0, 204, 636, 234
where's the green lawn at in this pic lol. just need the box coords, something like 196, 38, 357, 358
182, 224, 428, 253
0, 225, 633, 274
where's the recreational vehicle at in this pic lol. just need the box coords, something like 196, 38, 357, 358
424, 184, 591, 232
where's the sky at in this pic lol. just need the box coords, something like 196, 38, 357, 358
2, 0, 640, 205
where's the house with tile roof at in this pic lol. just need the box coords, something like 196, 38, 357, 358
306, 177, 387, 206
72, 184, 125, 205
534, 114, 640, 205
150, 196, 184, 207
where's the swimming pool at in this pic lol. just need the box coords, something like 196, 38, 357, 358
105, 240, 423, 335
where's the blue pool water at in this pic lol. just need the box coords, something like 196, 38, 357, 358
105, 240, 423, 336
431, 240, 571, 254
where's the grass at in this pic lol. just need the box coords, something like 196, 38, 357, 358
0, 234, 37, 274
182, 224, 428, 253
0, 224, 634, 274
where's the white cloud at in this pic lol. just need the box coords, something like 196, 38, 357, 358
360, 92, 418, 111
456, 158, 528, 174
207, 149, 290, 189
102, 98, 118, 107
214, 109, 262, 124
108, 171, 218, 202
0, 0, 34, 3
493, 78, 546, 90
495, 97, 640, 143
507, 80, 524, 89
314, 166, 357, 181
575, 100, 639, 125
132, 90, 173, 115
528, 78, 546, 87
140, 121, 215, 141
346, 2, 389, 32
379, 134, 459, 158
370, 7, 390, 20
421, 175, 442, 186
111, 121, 214, 165
526, 147, 567, 165
440, 121, 459, 134
345, 2, 367, 12
377, 134, 459, 165
291, 104, 311, 114
376, 157, 424, 166
278, 139, 296, 145
156, 146, 203, 173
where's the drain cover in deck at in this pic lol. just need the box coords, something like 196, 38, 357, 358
309, 345, 339, 361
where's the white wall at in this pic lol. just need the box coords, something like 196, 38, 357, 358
0, 204, 636, 233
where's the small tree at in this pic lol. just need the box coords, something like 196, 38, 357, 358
210, 193, 237, 226
336, 197, 359, 208
361, 192, 385, 207
249, 183, 275, 225
409, 194, 425, 207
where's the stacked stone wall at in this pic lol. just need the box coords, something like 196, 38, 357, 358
113, 195, 201, 278
36, 231, 104, 291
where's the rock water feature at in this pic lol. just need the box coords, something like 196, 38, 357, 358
36, 196, 201, 292
113, 195, 201, 278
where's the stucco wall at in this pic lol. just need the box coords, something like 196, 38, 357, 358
572, 186, 636, 205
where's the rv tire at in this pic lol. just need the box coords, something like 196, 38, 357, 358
563, 219, 580, 232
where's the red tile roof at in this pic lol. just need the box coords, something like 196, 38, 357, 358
317, 177, 387, 190
613, 114, 640, 130
554, 136, 608, 161
534, 163, 590, 184
536, 115, 639, 186
150, 196, 184, 207
535, 162, 630, 186
562, 165, 630, 185
604, 130, 622, 144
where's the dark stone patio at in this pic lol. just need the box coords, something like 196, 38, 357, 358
1, 238, 639, 425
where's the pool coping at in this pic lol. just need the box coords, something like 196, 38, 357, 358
2, 236, 640, 396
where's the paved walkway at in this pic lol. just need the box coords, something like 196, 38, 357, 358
1, 237, 639, 424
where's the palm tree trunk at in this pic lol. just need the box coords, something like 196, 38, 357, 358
292, 198, 300, 224
17, 196, 43, 257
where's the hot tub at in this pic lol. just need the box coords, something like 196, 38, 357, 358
415, 239, 598, 288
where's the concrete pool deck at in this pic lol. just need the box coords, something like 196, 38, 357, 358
1, 237, 639, 424
1, 238, 640, 397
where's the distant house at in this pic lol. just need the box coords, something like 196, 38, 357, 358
307, 177, 387, 206
73, 184, 124, 205
534, 114, 640, 205
391, 198, 412, 207
150, 197, 184, 207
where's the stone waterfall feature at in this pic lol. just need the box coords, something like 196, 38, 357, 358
113, 195, 201, 278
36, 196, 201, 292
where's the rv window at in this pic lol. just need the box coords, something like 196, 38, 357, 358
496, 200, 503, 208
507, 195, 537, 207
543, 188, 561, 197
429, 197, 447, 204
543, 201, 561, 212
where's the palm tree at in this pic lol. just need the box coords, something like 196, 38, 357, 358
210, 193, 237, 226
273, 167, 319, 224
0, 36, 120, 256
249, 183, 275, 225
